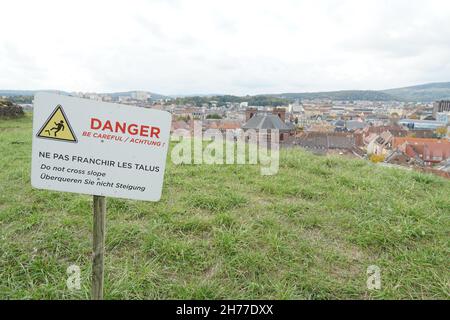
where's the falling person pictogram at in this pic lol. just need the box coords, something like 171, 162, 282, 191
45, 120, 65, 137
37, 105, 78, 142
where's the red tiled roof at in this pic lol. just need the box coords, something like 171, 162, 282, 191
203, 120, 242, 130
394, 137, 450, 163
171, 120, 191, 131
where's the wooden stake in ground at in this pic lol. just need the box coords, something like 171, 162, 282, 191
92, 195, 106, 300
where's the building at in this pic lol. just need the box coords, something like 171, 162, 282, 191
392, 137, 450, 165
245, 107, 258, 122
433, 100, 450, 117
367, 131, 393, 156
171, 120, 192, 132
295, 132, 355, 150
334, 120, 368, 132
398, 119, 446, 131
345, 120, 369, 131
385, 149, 424, 167
362, 125, 408, 137
204, 120, 242, 132
240, 102, 249, 109
293, 131, 364, 157
131, 91, 150, 101
242, 108, 294, 142
436, 112, 449, 124
437, 158, 450, 172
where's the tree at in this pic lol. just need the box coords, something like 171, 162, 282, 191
436, 127, 448, 138
206, 114, 222, 119
369, 154, 385, 163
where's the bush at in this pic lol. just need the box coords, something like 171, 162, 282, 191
0, 99, 24, 118
369, 154, 385, 163
206, 114, 222, 119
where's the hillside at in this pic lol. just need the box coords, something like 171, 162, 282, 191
278, 90, 398, 101
0, 90, 69, 97
169, 82, 450, 102
173, 95, 290, 107
0, 115, 449, 299
382, 82, 450, 102
278, 82, 450, 102
3, 82, 450, 103
0, 90, 167, 101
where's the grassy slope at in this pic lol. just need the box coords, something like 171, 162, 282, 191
0, 114, 449, 299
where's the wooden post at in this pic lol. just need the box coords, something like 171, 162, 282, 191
92, 195, 106, 300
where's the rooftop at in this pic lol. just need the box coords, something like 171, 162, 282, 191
242, 114, 291, 131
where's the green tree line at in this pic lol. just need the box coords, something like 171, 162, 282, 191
173, 95, 289, 107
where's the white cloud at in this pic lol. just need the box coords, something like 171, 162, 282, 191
0, 0, 449, 95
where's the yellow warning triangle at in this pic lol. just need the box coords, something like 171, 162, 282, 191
37, 105, 77, 142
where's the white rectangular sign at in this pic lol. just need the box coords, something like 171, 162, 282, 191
31, 92, 172, 201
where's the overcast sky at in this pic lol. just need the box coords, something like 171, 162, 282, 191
1, 0, 449, 95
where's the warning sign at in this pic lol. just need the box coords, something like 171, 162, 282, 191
31, 92, 172, 201
36, 105, 77, 142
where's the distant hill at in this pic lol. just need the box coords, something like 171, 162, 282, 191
0, 90, 167, 101
0, 90, 69, 97
2, 82, 450, 102
278, 90, 398, 101
103, 91, 168, 100
382, 82, 450, 102
278, 82, 450, 102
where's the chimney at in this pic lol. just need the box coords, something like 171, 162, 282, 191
272, 107, 286, 122
246, 108, 257, 122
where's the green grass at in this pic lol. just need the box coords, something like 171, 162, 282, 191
0, 114, 449, 299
